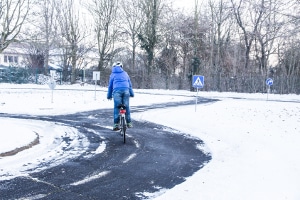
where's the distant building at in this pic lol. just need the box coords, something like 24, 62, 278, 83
0, 42, 99, 70
0, 43, 28, 67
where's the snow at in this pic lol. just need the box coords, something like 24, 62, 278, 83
0, 118, 36, 153
0, 83, 300, 200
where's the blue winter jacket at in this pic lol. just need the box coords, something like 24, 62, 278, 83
107, 66, 134, 99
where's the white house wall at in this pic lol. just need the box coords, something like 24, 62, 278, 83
0, 42, 100, 69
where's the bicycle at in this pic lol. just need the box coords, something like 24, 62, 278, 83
117, 104, 127, 143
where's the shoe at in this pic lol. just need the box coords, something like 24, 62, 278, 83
113, 124, 120, 131
127, 123, 133, 128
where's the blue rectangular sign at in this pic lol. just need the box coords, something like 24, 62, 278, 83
192, 75, 204, 88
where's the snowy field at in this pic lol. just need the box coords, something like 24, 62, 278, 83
0, 83, 299, 200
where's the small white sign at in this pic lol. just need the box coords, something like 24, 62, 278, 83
48, 81, 56, 90
93, 71, 100, 80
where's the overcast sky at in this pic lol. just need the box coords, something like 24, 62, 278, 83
173, 0, 196, 11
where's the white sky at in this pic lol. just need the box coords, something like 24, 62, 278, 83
173, 0, 196, 12
0, 83, 300, 200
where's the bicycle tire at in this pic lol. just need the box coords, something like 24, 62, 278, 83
121, 116, 126, 143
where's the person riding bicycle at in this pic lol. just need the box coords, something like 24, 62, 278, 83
107, 61, 134, 131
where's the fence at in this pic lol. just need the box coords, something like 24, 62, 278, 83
0, 66, 299, 94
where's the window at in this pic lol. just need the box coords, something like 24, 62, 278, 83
14, 56, 18, 63
8, 56, 13, 62
3, 55, 18, 64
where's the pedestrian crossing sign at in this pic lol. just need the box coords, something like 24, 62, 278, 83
192, 75, 204, 88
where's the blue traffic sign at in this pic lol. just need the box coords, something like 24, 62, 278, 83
192, 75, 204, 88
266, 78, 273, 86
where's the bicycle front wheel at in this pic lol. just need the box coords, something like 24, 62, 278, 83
121, 116, 126, 143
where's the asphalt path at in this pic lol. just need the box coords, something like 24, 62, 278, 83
0, 97, 217, 200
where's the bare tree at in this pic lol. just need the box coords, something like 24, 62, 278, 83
87, 0, 119, 70
40, 0, 57, 74
0, 0, 30, 53
176, 15, 195, 89
27, 0, 58, 74
157, 7, 180, 89
56, 0, 87, 84
230, 0, 264, 69
138, 0, 163, 88
119, 0, 143, 70
253, 0, 285, 75
208, 0, 232, 91
274, 0, 300, 93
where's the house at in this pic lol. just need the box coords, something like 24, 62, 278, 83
0, 43, 28, 67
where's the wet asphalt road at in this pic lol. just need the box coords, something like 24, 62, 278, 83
0, 97, 216, 200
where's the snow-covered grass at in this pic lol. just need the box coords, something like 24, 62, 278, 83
0, 83, 299, 200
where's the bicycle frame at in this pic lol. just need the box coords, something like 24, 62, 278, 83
118, 105, 127, 143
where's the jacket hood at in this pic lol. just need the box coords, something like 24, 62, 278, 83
112, 66, 124, 73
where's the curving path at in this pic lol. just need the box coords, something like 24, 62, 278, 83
0, 98, 216, 200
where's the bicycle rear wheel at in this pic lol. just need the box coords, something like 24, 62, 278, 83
121, 116, 126, 143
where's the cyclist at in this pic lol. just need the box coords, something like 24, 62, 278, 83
107, 62, 134, 131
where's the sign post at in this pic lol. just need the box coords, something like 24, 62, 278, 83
192, 75, 204, 112
48, 70, 56, 103
93, 71, 100, 100
266, 78, 273, 101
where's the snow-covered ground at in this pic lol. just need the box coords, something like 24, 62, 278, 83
0, 83, 299, 200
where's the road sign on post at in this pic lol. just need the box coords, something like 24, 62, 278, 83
48, 70, 56, 103
266, 78, 273, 101
266, 78, 273, 86
93, 71, 100, 100
93, 71, 100, 81
192, 75, 204, 88
192, 75, 204, 112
